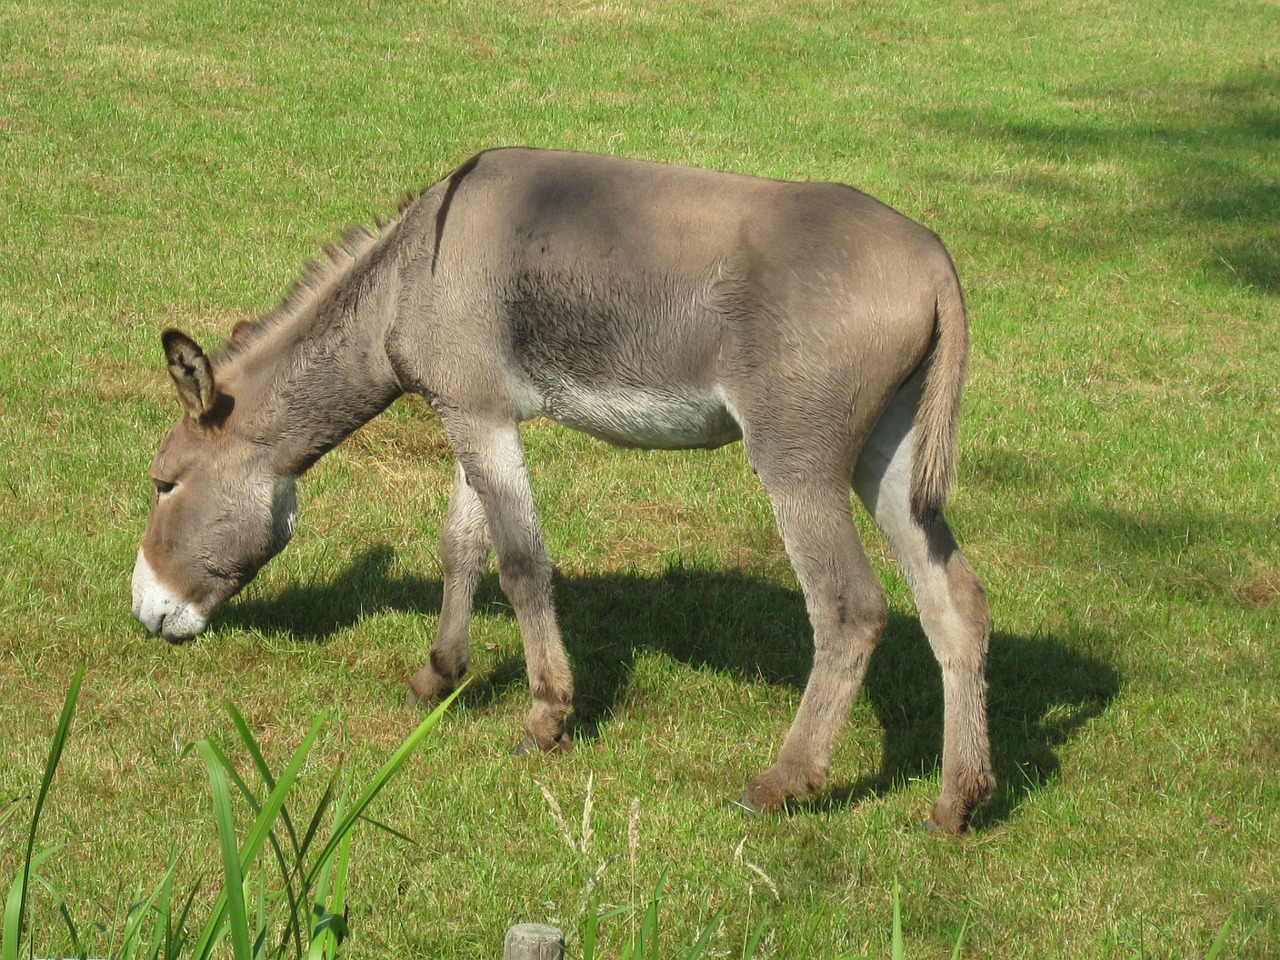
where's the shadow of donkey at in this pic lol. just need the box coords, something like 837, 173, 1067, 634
225, 545, 1120, 827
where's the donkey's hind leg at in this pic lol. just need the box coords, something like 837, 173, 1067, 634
742, 455, 889, 811
407, 463, 491, 708
853, 381, 995, 833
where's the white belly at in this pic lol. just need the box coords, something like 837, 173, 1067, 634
533, 382, 742, 450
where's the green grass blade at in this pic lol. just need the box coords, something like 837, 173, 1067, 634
298, 773, 339, 863
188, 709, 330, 960
635, 873, 664, 959
348, 814, 415, 846
30, 870, 83, 960
581, 887, 600, 960
227, 703, 302, 860
144, 863, 173, 960
306, 830, 351, 960
741, 917, 769, 960
3, 665, 82, 960
684, 904, 725, 960
117, 862, 180, 960
164, 877, 202, 960
199, 740, 253, 960
891, 880, 904, 960
1204, 914, 1232, 960
303, 683, 466, 890
949, 910, 969, 960
305, 783, 348, 960
204, 724, 307, 957
253, 869, 266, 960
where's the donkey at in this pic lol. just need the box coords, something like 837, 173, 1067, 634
132, 148, 995, 833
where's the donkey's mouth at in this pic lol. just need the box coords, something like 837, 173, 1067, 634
132, 601, 209, 643
130, 549, 211, 641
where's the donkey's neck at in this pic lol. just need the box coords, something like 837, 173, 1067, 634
221, 224, 407, 476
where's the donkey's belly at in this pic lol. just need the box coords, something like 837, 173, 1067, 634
541, 383, 743, 450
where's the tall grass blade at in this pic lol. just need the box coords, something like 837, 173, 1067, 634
212, 716, 308, 958
200, 740, 253, 960
164, 877, 201, 960
634, 873, 664, 959
581, 887, 600, 960
306, 787, 350, 960
30, 870, 83, 960
741, 917, 768, 960
144, 864, 173, 960
684, 904, 725, 960
3, 664, 82, 960
117, 862, 180, 960
252, 870, 267, 960
4, 847, 56, 960
227, 704, 302, 860
891, 880, 904, 960
303, 683, 467, 890
1204, 914, 1232, 960
298, 774, 339, 865
188, 710, 329, 960
950, 911, 969, 960
350, 814, 414, 846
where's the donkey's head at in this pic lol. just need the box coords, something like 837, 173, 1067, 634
131, 329, 298, 641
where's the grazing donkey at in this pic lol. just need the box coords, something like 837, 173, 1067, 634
132, 148, 995, 832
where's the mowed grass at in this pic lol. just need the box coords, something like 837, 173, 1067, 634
1, 0, 1277, 957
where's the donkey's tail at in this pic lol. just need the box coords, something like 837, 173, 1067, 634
910, 264, 970, 525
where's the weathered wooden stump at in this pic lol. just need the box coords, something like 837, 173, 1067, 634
503, 923, 564, 960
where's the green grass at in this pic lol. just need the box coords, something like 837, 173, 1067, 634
1, 0, 1277, 957
4, 667, 466, 960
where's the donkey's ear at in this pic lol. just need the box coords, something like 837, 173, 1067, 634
161, 328, 217, 421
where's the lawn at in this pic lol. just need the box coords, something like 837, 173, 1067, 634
1, 0, 1277, 957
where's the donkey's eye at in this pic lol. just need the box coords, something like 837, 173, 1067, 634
153, 478, 177, 497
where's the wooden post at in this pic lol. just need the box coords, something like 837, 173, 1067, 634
503, 923, 564, 960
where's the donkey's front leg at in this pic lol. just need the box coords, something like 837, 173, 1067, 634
454, 421, 574, 753
407, 463, 490, 708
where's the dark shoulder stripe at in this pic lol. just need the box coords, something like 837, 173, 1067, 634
432, 151, 485, 274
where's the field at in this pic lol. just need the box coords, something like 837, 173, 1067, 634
1, 0, 1277, 957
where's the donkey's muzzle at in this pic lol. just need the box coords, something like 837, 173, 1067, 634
130, 548, 210, 641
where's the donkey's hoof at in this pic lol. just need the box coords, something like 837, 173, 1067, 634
404, 665, 458, 710
513, 733, 573, 755
743, 762, 821, 811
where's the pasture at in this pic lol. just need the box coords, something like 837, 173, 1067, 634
1, 0, 1276, 957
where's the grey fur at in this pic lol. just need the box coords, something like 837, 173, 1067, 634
134, 148, 994, 832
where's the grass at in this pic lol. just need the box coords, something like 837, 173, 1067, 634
4, 668, 466, 960
1, 0, 1277, 957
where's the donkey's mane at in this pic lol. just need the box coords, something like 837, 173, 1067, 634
213, 195, 418, 368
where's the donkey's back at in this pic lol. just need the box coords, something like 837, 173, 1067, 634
395, 148, 960, 470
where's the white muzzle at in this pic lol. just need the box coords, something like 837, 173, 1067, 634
130, 548, 209, 641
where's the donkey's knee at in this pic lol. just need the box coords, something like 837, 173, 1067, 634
805, 572, 889, 664
440, 523, 489, 581
496, 546, 554, 609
